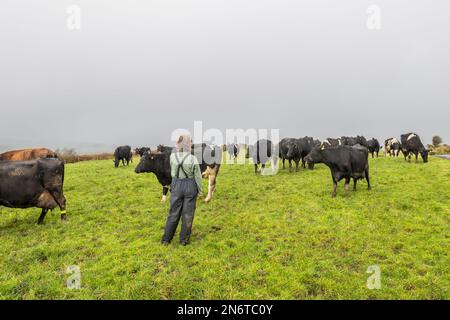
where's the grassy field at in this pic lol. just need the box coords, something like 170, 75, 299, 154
0, 155, 449, 299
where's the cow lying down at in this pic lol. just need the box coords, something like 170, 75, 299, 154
0, 158, 67, 224
305, 145, 371, 197
135, 144, 221, 203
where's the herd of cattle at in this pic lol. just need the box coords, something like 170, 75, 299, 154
0, 132, 430, 224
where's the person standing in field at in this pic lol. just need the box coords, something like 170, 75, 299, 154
162, 135, 202, 246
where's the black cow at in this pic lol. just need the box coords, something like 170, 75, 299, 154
400, 133, 429, 163
0, 158, 67, 224
279, 138, 300, 173
156, 144, 174, 153
252, 139, 273, 174
134, 147, 151, 157
135, 151, 172, 202
114, 145, 132, 167
226, 144, 239, 160
367, 138, 380, 158
304, 145, 371, 197
297, 136, 317, 170
135, 143, 222, 203
341, 136, 368, 147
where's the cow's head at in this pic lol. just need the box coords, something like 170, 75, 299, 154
135, 151, 159, 173
304, 147, 323, 164
421, 149, 429, 163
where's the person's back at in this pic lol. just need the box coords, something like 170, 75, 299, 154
161, 135, 202, 246
170, 151, 203, 193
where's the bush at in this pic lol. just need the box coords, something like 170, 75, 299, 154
428, 144, 450, 155
432, 136, 443, 147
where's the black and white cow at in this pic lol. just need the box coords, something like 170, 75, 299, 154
400, 133, 429, 163
384, 138, 401, 157
321, 138, 342, 148
367, 138, 380, 158
304, 145, 371, 197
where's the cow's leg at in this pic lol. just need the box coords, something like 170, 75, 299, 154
48, 190, 67, 220
344, 177, 350, 196
282, 158, 285, 169
261, 164, 265, 175
365, 168, 371, 190
205, 172, 217, 203
371, 152, 374, 158
162, 186, 169, 202
332, 181, 337, 197
415, 152, 418, 162
254, 164, 258, 175
295, 160, 300, 172
302, 159, 306, 168
37, 209, 48, 224
331, 175, 337, 198
353, 178, 357, 191
288, 159, 293, 173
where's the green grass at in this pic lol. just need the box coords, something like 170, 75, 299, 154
0, 156, 449, 299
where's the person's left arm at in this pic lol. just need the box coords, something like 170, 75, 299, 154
192, 156, 203, 194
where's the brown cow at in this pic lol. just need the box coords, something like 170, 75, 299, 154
0, 148, 58, 161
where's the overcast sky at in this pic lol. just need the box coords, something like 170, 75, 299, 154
1, 0, 449, 153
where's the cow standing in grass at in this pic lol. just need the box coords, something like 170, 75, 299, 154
114, 145, 132, 167
279, 138, 300, 173
385, 138, 401, 157
400, 133, 429, 163
304, 145, 371, 197
297, 136, 317, 170
252, 139, 273, 175
0, 158, 67, 224
367, 138, 380, 158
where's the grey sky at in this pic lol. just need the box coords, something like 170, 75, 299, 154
1, 0, 449, 153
